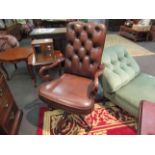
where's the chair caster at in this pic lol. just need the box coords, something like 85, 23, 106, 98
85, 125, 92, 132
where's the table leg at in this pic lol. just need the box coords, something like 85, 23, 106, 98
134, 33, 139, 42
146, 32, 151, 41
33, 66, 37, 87
58, 62, 62, 75
25, 61, 37, 87
14, 63, 18, 70
0, 63, 9, 80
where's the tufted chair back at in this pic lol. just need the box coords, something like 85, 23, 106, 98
64, 21, 106, 79
102, 45, 140, 93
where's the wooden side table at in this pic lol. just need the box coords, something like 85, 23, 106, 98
30, 28, 67, 52
138, 100, 155, 135
28, 50, 64, 87
0, 47, 33, 80
31, 38, 54, 59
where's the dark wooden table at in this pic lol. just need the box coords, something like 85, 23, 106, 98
0, 47, 33, 79
41, 19, 70, 28
138, 100, 155, 135
28, 50, 64, 87
29, 28, 67, 53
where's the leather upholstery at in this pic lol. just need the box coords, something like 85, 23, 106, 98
65, 22, 106, 78
102, 45, 140, 92
39, 21, 106, 114
39, 74, 94, 114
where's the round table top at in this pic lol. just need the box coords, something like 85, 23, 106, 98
28, 50, 64, 66
0, 47, 33, 62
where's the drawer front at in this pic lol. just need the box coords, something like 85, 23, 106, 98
4, 104, 18, 133
0, 79, 13, 119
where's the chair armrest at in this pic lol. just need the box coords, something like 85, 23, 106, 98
90, 64, 104, 97
94, 64, 104, 91
39, 57, 65, 81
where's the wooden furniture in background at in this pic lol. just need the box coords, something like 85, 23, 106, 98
30, 28, 67, 53
138, 100, 155, 135
0, 70, 23, 134
31, 38, 54, 61
41, 19, 71, 28
33, 19, 77, 28
150, 25, 155, 40
0, 20, 21, 40
28, 49, 64, 87
107, 19, 126, 31
0, 47, 33, 79
119, 25, 150, 41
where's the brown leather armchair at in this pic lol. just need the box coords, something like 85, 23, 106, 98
38, 21, 106, 134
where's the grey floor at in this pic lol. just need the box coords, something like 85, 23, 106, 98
5, 37, 155, 135
6, 62, 45, 134
137, 41, 155, 53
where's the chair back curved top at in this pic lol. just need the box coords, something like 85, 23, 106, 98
0, 34, 19, 52
64, 21, 106, 79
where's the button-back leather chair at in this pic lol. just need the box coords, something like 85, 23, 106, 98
38, 21, 106, 134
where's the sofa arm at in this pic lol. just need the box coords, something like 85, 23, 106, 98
39, 57, 65, 81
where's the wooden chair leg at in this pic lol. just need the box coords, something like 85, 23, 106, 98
55, 112, 69, 135
48, 104, 55, 111
76, 115, 92, 132
54, 112, 92, 134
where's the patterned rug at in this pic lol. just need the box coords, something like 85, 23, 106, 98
37, 102, 137, 135
105, 34, 155, 57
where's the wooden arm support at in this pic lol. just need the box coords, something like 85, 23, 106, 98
39, 57, 65, 81
94, 64, 104, 91
90, 64, 104, 96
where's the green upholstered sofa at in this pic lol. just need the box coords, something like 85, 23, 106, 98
101, 45, 155, 118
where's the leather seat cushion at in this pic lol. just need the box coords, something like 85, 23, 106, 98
39, 73, 94, 114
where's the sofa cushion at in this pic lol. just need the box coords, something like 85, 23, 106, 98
102, 45, 140, 93
115, 73, 155, 116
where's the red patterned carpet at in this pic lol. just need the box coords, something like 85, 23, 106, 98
37, 102, 137, 135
